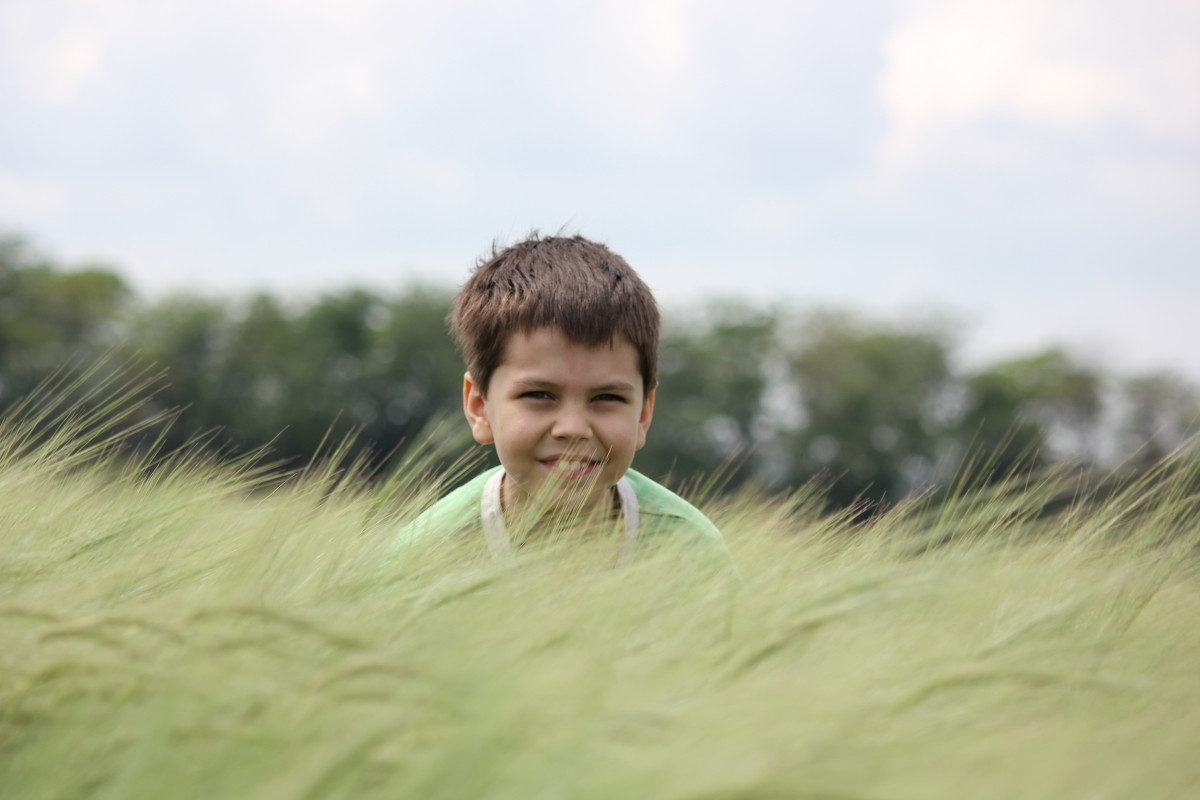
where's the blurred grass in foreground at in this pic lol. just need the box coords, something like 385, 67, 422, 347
1, 385, 1199, 800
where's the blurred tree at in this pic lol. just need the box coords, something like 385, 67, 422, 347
6, 227, 1196, 505
368, 285, 463, 444
126, 285, 462, 471
639, 301, 779, 491
124, 295, 234, 451
781, 311, 957, 509
0, 234, 131, 403
958, 349, 1103, 475
1115, 372, 1200, 467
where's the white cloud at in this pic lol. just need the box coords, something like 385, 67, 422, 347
261, 56, 387, 158
0, 173, 67, 222
1093, 157, 1200, 224
279, 147, 475, 228
43, 27, 106, 106
877, 0, 1200, 173
959, 276, 1200, 381
0, 1, 121, 107
1, 0, 1196, 388
727, 192, 812, 241
533, 0, 697, 154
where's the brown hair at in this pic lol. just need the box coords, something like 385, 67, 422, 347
449, 234, 660, 396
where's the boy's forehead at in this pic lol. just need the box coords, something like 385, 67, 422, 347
501, 325, 630, 351
497, 326, 639, 369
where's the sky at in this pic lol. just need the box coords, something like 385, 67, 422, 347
1, 0, 1198, 380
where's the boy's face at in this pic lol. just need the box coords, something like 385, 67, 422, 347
463, 326, 655, 519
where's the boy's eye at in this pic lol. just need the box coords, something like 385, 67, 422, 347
520, 390, 553, 400
593, 393, 627, 403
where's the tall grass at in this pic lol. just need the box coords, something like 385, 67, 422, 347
2, 390, 1199, 799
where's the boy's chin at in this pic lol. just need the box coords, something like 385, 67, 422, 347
528, 480, 614, 515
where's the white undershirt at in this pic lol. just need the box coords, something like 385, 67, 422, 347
480, 469, 640, 562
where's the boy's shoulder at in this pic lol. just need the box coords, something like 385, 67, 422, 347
622, 468, 723, 543
394, 466, 500, 545
394, 466, 721, 547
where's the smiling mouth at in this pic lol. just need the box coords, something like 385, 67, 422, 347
539, 457, 603, 478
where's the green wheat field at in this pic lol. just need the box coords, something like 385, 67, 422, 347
3, 382, 1199, 799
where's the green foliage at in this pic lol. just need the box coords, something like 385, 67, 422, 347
643, 301, 779, 489
782, 310, 957, 508
1117, 372, 1200, 468
0, 235, 131, 404
121, 286, 463, 471
2, 228, 1199, 507
2, 393, 1200, 798
961, 349, 1104, 470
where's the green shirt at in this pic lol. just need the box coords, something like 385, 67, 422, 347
395, 466, 723, 558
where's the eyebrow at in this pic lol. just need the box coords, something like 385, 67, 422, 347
512, 379, 636, 392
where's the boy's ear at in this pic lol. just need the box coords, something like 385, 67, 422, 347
635, 388, 655, 450
462, 372, 494, 444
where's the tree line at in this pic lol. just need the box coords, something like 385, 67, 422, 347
2, 231, 1197, 509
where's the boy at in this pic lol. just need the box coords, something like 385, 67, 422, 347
399, 234, 722, 559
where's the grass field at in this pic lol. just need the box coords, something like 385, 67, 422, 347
2, 391, 1199, 799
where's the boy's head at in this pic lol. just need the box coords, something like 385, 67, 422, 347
449, 234, 659, 397
450, 234, 661, 518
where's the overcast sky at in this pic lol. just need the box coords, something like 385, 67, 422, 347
1, 0, 1198, 379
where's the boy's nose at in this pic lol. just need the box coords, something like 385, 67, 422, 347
551, 404, 592, 440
